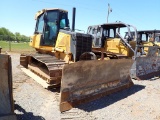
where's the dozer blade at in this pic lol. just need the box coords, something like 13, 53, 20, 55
0, 54, 17, 120
60, 59, 134, 112
130, 46, 160, 80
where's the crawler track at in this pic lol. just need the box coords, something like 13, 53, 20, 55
20, 53, 66, 87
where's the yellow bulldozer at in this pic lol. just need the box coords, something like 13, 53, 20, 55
87, 22, 160, 80
124, 30, 160, 52
87, 22, 138, 59
19, 8, 159, 112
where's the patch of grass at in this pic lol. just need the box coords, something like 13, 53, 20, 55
0, 41, 35, 53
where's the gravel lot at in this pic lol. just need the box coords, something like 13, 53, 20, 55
9, 52, 160, 120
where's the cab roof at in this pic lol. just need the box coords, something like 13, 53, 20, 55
88, 22, 129, 28
35, 8, 68, 20
137, 30, 160, 34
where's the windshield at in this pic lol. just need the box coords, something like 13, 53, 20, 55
137, 32, 160, 42
60, 12, 69, 29
43, 11, 59, 46
35, 14, 44, 33
35, 10, 69, 46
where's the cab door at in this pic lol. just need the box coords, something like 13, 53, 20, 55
87, 26, 102, 48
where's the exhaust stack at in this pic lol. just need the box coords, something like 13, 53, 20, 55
72, 7, 76, 32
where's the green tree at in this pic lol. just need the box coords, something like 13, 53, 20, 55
0, 27, 30, 42
15, 32, 21, 42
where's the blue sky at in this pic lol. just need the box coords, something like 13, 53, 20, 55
0, 0, 160, 36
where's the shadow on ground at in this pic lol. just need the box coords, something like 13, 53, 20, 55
15, 104, 45, 120
50, 87, 60, 93
77, 84, 145, 112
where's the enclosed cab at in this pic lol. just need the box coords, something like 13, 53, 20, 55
87, 22, 138, 59
125, 30, 160, 52
29, 8, 92, 62
30, 8, 70, 52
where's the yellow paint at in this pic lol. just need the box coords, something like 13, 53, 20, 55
30, 31, 73, 62
155, 42, 160, 46
39, 46, 53, 51
103, 38, 136, 57
104, 38, 127, 55
128, 40, 136, 57
54, 32, 73, 61
142, 41, 154, 53
29, 34, 41, 49
55, 32, 71, 54
29, 34, 53, 52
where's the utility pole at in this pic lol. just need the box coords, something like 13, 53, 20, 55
107, 3, 112, 23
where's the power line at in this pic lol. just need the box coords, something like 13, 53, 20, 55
32, 0, 73, 7
31, 0, 107, 12
112, 9, 148, 28
31, 0, 149, 28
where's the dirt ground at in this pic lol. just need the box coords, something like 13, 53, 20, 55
9, 52, 160, 120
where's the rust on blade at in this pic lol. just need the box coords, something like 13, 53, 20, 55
60, 59, 134, 112
132, 46, 160, 80
0, 54, 16, 119
0, 54, 9, 70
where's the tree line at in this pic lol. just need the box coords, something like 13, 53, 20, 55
0, 27, 30, 42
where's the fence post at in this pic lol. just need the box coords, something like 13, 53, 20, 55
9, 36, 11, 52
0, 47, 2, 53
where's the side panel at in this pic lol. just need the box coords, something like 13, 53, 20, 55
55, 32, 71, 53
60, 59, 134, 112
105, 38, 128, 56
128, 41, 136, 57
155, 42, 160, 46
30, 34, 54, 52
54, 32, 72, 60
142, 41, 153, 53
0, 54, 17, 120
30, 34, 42, 49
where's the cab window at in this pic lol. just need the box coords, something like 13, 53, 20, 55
103, 29, 108, 37
109, 29, 114, 37
36, 14, 44, 33
87, 27, 92, 34
97, 27, 101, 37
141, 34, 147, 41
92, 28, 96, 34
60, 13, 68, 29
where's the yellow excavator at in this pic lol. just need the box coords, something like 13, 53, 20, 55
87, 22, 160, 80
20, 8, 134, 112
